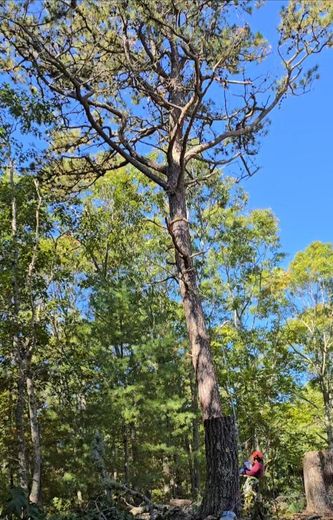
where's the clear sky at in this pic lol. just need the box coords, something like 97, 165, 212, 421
240, 0, 333, 264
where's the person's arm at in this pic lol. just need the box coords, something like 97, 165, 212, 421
245, 461, 261, 477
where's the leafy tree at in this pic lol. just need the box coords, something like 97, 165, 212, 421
0, 124, 46, 503
75, 172, 197, 498
286, 242, 333, 450
0, 92, 73, 505
30, 171, 193, 505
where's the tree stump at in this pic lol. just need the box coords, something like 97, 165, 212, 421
303, 450, 333, 515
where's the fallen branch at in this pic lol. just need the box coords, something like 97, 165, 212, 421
105, 477, 164, 511
92, 432, 163, 511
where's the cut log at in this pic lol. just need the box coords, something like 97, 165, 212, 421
130, 506, 146, 516
303, 450, 333, 515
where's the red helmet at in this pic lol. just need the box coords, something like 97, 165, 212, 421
251, 450, 264, 460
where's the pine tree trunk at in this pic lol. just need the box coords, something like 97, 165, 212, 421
168, 185, 239, 517
303, 450, 333, 515
26, 359, 42, 504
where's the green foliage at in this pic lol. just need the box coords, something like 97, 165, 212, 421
46, 496, 134, 520
0, 83, 55, 133
0, 161, 329, 512
285, 242, 333, 448
1, 487, 44, 520
290, 241, 333, 286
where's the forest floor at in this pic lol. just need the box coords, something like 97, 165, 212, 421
134, 505, 333, 520
293, 515, 333, 520
124, 498, 333, 520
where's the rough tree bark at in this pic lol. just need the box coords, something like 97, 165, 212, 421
202, 417, 239, 516
303, 450, 333, 515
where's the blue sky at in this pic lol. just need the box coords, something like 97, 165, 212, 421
241, 1, 333, 264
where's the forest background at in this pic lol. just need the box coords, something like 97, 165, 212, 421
0, 1, 333, 519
